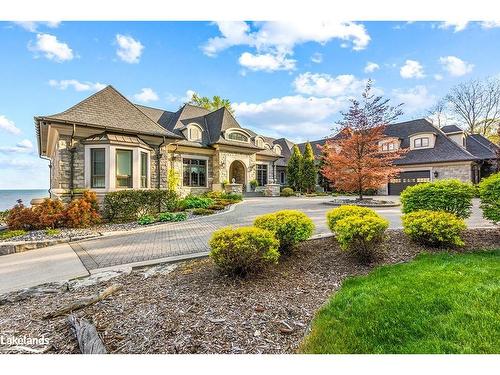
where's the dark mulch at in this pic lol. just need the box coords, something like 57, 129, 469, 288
0, 228, 498, 354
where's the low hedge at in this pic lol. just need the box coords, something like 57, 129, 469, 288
479, 172, 500, 224
158, 212, 187, 222
103, 189, 179, 222
254, 210, 314, 253
209, 226, 280, 276
400, 179, 475, 219
402, 210, 466, 247
192, 208, 215, 216
180, 196, 214, 210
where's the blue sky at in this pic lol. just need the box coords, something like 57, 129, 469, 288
1, 20, 500, 189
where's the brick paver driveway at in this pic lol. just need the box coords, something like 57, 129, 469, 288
72, 196, 492, 271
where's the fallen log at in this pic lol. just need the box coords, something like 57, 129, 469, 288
68, 315, 107, 354
43, 284, 122, 320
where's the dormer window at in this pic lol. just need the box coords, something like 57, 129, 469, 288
188, 124, 202, 142
414, 137, 429, 148
273, 145, 282, 155
381, 142, 395, 152
227, 131, 249, 142
264, 143, 271, 150
255, 137, 264, 148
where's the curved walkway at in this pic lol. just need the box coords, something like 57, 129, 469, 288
71, 196, 492, 271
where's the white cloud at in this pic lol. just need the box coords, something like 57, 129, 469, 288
115, 34, 144, 64
434, 74, 444, 81
0, 115, 21, 135
239, 52, 296, 72
28, 33, 74, 62
439, 56, 474, 76
203, 21, 370, 73
400, 59, 425, 79
0, 158, 39, 170
392, 85, 436, 114
311, 52, 323, 64
0, 139, 34, 154
364, 61, 380, 73
293, 72, 366, 97
48, 79, 106, 92
133, 88, 159, 103
481, 21, 500, 29
438, 21, 469, 32
14, 21, 60, 32
203, 21, 370, 57
233, 95, 349, 141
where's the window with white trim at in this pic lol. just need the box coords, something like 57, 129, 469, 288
273, 145, 282, 155
183, 158, 207, 187
256, 164, 268, 186
188, 126, 202, 142
90, 148, 105, 188
227, 132, 248, 142
116, 149, 133, 188
414, 137, 429, 148
381, 142, 396, 151
140, 152, 148, 188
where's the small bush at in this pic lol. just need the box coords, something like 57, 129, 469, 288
222, 192, 243, 202
333, 215, 389, 262
192, 208, 215, 216
402, 210, 466, 247
45, 228, 61, 236
326, 205, 378, 232
33, 198, 65, 229
138, 214, 156, 225
400, 179, 475, 218
479, 172, 500, 224
0, 229, 27, 240
281, 187, 294, 197
180, 196, 214, 209
208, 204, 226, 211
158, 212, 187, 222
254, 210, 314, 253
0, 210, 10, 224
215, 199, 232, 207
209, 226, 280, 276
203, 191, 223, 200
64, 191, 101, 228
6, 202, 38, 230
103, 189, 179, 222
250, 179, 258, 191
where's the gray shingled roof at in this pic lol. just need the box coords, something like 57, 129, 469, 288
466, 134, 499, 159
297, 119, 479, 165
441, 125, 463, 133
37, 86, 180, 138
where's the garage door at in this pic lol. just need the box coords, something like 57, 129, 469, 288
388, 170, 431, 195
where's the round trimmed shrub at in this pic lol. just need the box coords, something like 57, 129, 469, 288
332, 213, 389, 262
326, 205, 378, 232
254, 210, 314, 252
209, 226, 280, 276
281, 187, 294, 197
402, 210, 466, 247
400, 179, 475, 218
479, 172, 500, 224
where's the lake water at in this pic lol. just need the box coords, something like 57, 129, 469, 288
0, 189, 49, 211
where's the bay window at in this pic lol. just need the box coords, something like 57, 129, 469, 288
90, 148, 105, 188
116, 149, 133, 188
140, 152, 148, 188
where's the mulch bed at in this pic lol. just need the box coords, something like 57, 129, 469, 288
0, 228, 498, 354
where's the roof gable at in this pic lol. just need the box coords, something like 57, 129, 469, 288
39, 86, 179, 138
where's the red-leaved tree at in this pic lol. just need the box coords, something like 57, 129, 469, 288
320, 81, 407, 200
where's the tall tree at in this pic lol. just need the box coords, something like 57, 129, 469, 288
287, 145, 303, 192
320, 81, 407, 200
427, 99, 450, 128
302, 142, 317, 193
444, 78, 500, 136
189, 93, 234, 114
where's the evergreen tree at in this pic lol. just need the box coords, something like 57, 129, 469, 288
287, 145, 303, 192
302, 142, 317, 193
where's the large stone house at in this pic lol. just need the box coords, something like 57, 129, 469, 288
36, 86, 499, 200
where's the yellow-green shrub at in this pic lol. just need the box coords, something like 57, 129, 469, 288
402, 210, 466, 247
281, 187, 294, 197
478, 172, 500, 224
333, 215, 389, 262
254, 210, 314, 252
326, 205, 378, 232
209, 226, 279, 276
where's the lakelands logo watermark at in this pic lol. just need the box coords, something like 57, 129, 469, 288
0, 333, 50, 347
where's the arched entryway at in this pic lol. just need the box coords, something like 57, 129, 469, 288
229, 160, 246, 187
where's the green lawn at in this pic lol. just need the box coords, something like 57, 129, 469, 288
301, 250, 500, 354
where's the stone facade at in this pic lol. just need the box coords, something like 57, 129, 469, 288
433, 163, 472, 182
150, 145, 169, 189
